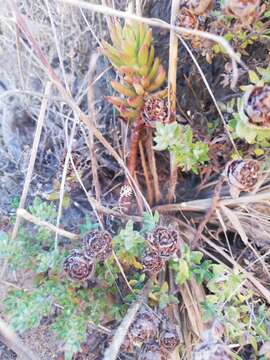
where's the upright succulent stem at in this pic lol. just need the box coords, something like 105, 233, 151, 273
167, 0, 182, 203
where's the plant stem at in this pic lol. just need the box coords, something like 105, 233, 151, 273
127, 117, 144, 177
167, 0, 181, 203
145, 130, 161, 203
139, 141, 154, 205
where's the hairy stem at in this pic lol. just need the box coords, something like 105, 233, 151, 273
127, 118, 144, 177
145, 130, 161, 203
139, 141, 154, 205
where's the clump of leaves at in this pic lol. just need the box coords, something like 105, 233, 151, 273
202, 264, 270, 352
113, 220, 146, 269
154, 123, 209, 173
148, 282, 179, 310
1, 198, 126, 360
170, 244, 212, 285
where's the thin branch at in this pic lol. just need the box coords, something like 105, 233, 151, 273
167, 0, 181, 203
192, 178, 224, 249
16, 208, 79, 240
10, 82, 52, 241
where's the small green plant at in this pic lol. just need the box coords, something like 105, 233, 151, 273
113, 220, 146, 269
149, 282, 179, 309
170, 244, 211, 285
202, 264, 270, 351
154, 123, 209, 173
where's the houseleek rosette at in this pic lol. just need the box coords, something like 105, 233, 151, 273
235, 85, 270, 146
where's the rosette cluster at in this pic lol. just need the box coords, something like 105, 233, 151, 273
141, 226, 181, 276
63, 230, 113, 281
236, 85, 270, 145
120, 307, 180, 358
225, 159, 260, 198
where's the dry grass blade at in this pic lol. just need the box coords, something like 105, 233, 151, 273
87, 53, 102, 207
167, 0, 181, 203
10, 82, 52, 241
1, 82, 52, 279
139, 141, 154, 204
192, 178, 224, 248
16, 208, 79, 240
220, 205, 270, 279
154, 190, 270, 213
60, 0, 244, 83
145, 131, 161, 203
179, 278, 206, 338
8, 0, 152, 215
0, 318, 38, 360
179, 219, 270, 303
178, 36, 239, 155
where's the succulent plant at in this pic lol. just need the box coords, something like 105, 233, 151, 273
63, 250, 95, 281
147, 226, 180, 258
83, 230, 112, 262
223, 0, 261, 25
225, 159, 260, 198
142, 250, 165, 275
129, 307, 159, 343
139, 341, 166, 360
235, 85, 270, 145
192, 341, 233, 360
159, 325, 180, 353
101, 19, 166, 121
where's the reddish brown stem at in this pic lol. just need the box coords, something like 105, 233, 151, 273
127, 118, 144, 177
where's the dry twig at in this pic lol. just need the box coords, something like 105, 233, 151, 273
192, 178, 224, 249
103, 280, 152, 360
167, 0, 181, 203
